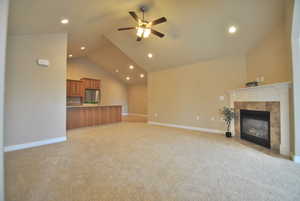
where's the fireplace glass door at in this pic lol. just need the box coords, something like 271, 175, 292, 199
240, 110, 271, 148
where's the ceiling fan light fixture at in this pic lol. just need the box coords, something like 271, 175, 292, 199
136, 27, 151, 38
137, 27, 144, 37
143, 28, 151, 38
119, 10, 166, 41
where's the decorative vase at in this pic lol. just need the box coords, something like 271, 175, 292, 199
225, 132, 232, 138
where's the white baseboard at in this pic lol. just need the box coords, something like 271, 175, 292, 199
148, 121, 224, 134
293, 155, 300, 164
4, 136, 67, 152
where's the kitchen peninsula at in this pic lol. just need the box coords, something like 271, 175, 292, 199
67, 105, 122, 129
66, 78, 122, 129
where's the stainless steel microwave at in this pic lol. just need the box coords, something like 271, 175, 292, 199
84, 89, 100, 104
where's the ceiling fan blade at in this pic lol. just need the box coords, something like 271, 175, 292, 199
129, 11, 139, 22
151, 29, 165, 38
118, 27, 135, 31
151, 17, 167, 26
137, 36, 142, 41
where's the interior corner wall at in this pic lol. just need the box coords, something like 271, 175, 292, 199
246, 23, 293, 84
5, 33, 67, 147
0, 0, 9, 199
128, 84, 147, 115
148, 56, 247, 131
67, 58, 128, 113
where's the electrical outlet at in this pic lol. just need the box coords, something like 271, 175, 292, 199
154, 113, 158, 117
219, 96, 225, 101
260, 76, 265, 82
211, 117, 215, 121
196, 115, 200, 121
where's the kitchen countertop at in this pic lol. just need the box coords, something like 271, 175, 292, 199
67, 104, 122, 108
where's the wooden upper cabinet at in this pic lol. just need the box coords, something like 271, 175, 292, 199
80, 78, 101, 89
67, 80, 84, 97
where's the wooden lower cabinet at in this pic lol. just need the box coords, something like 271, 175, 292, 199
67, 105, 122, 129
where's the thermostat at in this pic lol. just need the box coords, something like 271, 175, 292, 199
37, 59, 50, 67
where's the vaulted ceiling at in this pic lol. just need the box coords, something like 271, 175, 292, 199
9, 0, 287, 73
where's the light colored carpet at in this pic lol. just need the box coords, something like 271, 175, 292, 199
5, 123, 300, 201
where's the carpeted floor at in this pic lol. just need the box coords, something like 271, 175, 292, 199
5, 123, 300, 201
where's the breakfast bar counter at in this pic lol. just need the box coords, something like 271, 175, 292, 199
67, 105, 122, 129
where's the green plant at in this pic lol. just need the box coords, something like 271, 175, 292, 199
220, 106, 235, 132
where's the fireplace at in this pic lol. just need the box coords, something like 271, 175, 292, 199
240, 109, 271, 148
230, 82, 291, 156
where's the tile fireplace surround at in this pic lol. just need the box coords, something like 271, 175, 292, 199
229, 82, 291, 157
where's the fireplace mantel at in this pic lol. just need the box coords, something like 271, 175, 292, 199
229, 82, 292, 156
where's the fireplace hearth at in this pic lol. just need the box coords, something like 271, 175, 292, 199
240, 110, 271, 148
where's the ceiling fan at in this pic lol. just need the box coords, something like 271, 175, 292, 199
118, 7, 167, 41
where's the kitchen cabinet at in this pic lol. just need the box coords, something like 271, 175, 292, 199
67, 80, 84, 97
66, 105, 122, 129
81, 78, 101, 90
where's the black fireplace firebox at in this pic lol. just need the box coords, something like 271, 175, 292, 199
240, 109, 271, 148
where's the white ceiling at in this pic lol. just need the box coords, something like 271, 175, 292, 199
9, 0, 286, 72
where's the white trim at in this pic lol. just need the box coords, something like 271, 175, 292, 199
122, 113, 129, 116
148, 121, 224, 134
293, 155, 300, 164
4, 136, 67, 152
228, 82, 291, 93
127, 113, 148, 117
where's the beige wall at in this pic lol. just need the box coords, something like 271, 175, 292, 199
5, 33, 67, 146
148, 56, 247, 131
0, 0, 9, 198
87, 38, 147, 85
246, 24, 293, 84
67, 58, 128, 113
128, 84, 147, 115
292, 0, 300, 159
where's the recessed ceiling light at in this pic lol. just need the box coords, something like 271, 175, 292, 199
140, 74, 145, 78
126, 76, 131, 81
68, 54, 73, 58
228, 25, 237, 34
61, 19, 69, 24
148, 53, 153, 58
115, 69, 119, 73
80, 46, 86, 50
129, 65, 134, 70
